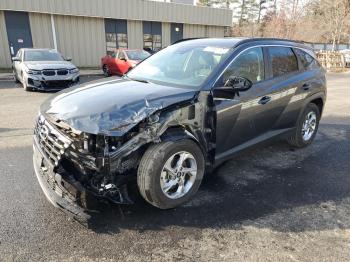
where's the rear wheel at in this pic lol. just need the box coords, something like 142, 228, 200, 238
288, 103, 320, 148
102, 65, 110, 77
137, 140, 205, 209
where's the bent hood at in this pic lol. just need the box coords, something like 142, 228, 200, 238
24, 61, 76, 70
40, 78, 197, 136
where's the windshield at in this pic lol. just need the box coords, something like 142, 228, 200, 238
125, 50, 150, 61
127, 44, 230, 88
24, 50, 64, 62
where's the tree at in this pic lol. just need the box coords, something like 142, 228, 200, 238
197, 0, 212, 6
318, 0, 350, 50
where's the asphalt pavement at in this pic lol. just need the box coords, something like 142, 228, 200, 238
0, 73, 350, 261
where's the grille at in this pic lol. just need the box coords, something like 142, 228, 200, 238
34, 116, 72, 166
42, 70, 56, 76
57, 69, 68, 75
42, 80, 72, 89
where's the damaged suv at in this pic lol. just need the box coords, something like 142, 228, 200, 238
33, 38, 326, 219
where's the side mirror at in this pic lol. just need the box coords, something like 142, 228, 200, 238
12, 57, 20, 62
65, 57, 72, 61
224, 75, 253, 92
121, 58, 127, 62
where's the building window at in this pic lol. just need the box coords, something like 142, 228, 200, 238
105, 19, 127, 55
143, 21, 162, 52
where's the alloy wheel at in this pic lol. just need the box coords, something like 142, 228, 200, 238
160, 151, 197, 199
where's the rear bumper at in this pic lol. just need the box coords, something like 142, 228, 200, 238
33, 136, 90, 222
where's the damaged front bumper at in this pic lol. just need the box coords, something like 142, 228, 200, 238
33, 136, 91, 221
26, 72, 80, 91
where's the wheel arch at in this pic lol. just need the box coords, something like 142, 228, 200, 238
309, 97, 324, 115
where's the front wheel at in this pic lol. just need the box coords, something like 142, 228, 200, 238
102, 65, 110, 77
288, 103, 320, 148
137, 140, 205, 209
13, 69, 19, 83
22, 73, 31, 91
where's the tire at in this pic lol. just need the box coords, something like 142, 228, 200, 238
288, 103, 320, 148
137, 139, 205, 209
102, 65, 110, 77
13, 69, 19, 83
22, 73, 31, 91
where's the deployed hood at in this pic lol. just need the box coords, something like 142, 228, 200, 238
24, 61, 76, 70
40, 78, 197, 136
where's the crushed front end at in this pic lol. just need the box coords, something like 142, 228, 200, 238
33, 114, 139, 221
33, 85, 215, 221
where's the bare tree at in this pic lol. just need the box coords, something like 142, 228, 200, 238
319, 0, 350, 50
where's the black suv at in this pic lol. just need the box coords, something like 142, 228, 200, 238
33, 38, 326, 220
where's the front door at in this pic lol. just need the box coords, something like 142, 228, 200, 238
171, 23, 183, 44
214, 47, 267, 156
4, 11, 33, 57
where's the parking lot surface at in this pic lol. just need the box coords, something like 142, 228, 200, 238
0, 73, 350, 261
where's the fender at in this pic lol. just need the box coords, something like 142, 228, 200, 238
299, 91, 326, 119
160, 127, 199, 144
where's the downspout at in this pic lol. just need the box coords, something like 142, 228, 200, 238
51, 14, 58, 50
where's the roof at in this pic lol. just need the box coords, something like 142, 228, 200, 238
174, 37, 313, 50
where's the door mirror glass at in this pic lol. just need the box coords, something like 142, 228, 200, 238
12, 57, 20, 62
65, 57, 72, 61
224, 75, 252, 91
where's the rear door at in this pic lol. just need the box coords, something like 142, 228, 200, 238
259, 46, 304, 130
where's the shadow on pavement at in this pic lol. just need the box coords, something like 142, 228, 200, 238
84, 122, 350, 234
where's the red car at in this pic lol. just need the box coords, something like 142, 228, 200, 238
101, 49, 151, 76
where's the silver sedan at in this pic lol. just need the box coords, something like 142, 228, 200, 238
12, 48, 80, 91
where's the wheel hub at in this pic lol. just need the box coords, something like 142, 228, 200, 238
302, 111, 317, 141
160, 151, 197, 199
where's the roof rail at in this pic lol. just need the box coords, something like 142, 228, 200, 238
171, 38, 204, 45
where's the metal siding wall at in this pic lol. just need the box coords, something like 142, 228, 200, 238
207, 26, 225, 37
55, 15, 105, 67
29, 12, 54, 48
162, 22, 170, 47
0, 0, 232, 26
183, 24, 207, 38
127, 20, 143, 49
0, 10, 12, 68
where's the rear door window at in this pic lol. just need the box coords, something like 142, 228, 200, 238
294, 48, 320, 70
268, 47, 298, 77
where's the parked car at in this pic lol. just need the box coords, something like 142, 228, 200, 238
340, 49, 350, 67
12, 48, 80, 91
101, 49, 150, 76
33, 38, 326, 220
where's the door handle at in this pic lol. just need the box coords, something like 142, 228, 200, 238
258, 96, 271, 105
302, 83, 311, 91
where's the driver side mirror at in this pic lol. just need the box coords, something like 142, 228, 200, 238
65, 57, 72, 61
12, 57, 20, 62
224, 75, 253, 92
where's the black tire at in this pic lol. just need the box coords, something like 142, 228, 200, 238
21, 73, 31, 91
13, 69, 19, 83
137, 139, 205, 209
102, 65, 110, 77
288, 103, 320, 148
